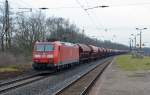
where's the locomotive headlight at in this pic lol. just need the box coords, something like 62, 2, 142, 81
47, 54, 53, 58
34, 54, 41, 58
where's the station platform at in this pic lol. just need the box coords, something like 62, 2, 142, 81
89, 58, 150, 95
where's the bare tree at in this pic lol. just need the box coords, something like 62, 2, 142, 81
14, 12, 46, 54
0, 5, 5, 51
0, 10, 128, 55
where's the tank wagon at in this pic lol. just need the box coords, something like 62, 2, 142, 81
32, 41, 127, 70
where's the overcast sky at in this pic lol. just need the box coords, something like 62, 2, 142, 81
4, 0, 150, 46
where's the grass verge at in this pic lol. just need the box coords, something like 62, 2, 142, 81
116, 54, 150, 71
0, 63, 32, 72
0, 67, 19, 73
0, 63, 32, 80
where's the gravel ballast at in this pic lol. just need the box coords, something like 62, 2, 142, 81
2, 58, 112, 95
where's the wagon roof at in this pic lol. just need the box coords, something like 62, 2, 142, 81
77, 44, 91, 52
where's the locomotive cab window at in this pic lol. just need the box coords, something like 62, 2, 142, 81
35, 44, 54, 51
45, 44, 54, 51
35, 44, 44, 51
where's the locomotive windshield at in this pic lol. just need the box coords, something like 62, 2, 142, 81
35, 44, 54, 51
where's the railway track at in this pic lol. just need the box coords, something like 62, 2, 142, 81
54, 58, 113, 95
0, 58, 113, 95
0, 71, 53, 94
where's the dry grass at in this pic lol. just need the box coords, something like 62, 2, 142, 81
0, 67, 18, 72
0, 52, 32, 80
0, 52, 32, 72
116, 54, 150, 71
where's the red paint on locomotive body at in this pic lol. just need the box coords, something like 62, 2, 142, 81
32, 41, 79, 69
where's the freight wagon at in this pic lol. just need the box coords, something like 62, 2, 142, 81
32, 41, 127, 70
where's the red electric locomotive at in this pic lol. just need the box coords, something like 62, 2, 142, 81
32, 41, 79, 70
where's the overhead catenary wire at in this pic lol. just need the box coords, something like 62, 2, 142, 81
5, 0, 32, 16
75, 0, 98, 26
8, 0, 38, 14
86, 0, 107, 39
9, 0, 29, 8
7, 0, 150, 11
19, 0, 41, 12
85, 2, 150, 10
111, 2, 150, 7
75, 0, 103, 31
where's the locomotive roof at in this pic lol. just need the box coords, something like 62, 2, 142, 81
35, 41, 76, 47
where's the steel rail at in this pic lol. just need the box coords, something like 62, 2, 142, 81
0, 71, 53, 94
80, 59, 112, 95
0, 70, 52, 87
54, 58, 113, 95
